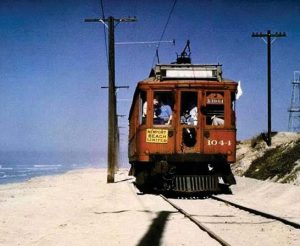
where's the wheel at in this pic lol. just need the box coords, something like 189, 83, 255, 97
135, 169, 152, 193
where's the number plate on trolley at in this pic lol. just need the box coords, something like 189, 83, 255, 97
207, 139, 231, 146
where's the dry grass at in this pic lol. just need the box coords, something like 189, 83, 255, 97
244, 139, 300, 183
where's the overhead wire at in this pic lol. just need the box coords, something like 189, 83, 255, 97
151, 0, 178, 67
100, 0, 109, 66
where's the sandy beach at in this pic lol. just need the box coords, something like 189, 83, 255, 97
1, 168, 300, 246
0, 168, 215, 246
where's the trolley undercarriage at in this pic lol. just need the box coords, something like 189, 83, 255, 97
131, 158, 236, 194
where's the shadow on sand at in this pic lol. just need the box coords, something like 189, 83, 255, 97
136, 211, 172, 246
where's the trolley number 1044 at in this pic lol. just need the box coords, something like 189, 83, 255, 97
207, 139, 231, 146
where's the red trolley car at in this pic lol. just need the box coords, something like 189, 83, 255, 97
128, 48, 238, 193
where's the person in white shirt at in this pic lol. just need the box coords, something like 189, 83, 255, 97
143, 98, 159, 118
189, 105, 198, 125
211, 115, 224, 126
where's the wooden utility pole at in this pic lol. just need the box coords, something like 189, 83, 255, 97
85, 16, 136, 183
252, 30, 286, 146
107, 16, 116, 183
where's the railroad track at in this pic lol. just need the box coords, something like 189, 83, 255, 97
160, 194, 300, 246
160, 194, 231, 246
210, 195, 300, 229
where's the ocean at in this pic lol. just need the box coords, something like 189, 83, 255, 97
0, 151, 107, 185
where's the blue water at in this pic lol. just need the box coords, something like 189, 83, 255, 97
0, 151, 107, 185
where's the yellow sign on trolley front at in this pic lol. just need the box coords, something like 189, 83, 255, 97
146, 129, 168, 144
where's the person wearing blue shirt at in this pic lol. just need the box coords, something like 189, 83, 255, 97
157, 100, 172, 125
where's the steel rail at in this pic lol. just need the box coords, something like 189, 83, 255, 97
159, 194, 231, 246
211, 195, 300, 229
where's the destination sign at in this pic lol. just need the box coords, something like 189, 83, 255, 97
206, 92, 224, 104
146, 129, 168, 144
207, 98, 224, 104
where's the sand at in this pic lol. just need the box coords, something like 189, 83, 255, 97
1, 168, 300, 245
0, 169, 217, 246
233, 132, 300, 179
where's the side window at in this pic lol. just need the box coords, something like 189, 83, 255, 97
139, 91, 147, 125
180, 92, 198, 126
204, 92, 224, 126
153, 91, 174, 126
231, 92, 236, 126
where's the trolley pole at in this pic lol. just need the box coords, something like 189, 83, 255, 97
252, 30, 286, 146
85, 16, 136, 183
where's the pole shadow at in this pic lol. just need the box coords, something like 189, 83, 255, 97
136, 211, 172, 246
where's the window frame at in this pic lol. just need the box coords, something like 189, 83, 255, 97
151, 90, 175, 127
203, 91, 225, 128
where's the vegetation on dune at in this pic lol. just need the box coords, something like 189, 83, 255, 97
244, 139, 300, 183
250, 132, 278, 148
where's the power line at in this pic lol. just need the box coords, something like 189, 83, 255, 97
151, 0, 178, 67
159, 0, 178, 44
100, 0, 108, 65
115, 40, 175, 45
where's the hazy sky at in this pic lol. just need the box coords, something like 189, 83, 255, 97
1, 0, 300, 153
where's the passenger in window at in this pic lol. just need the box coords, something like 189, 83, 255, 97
153, 98, 161, 119
211, 115, 224, 126
181, 110, 192, 125
189, 103, 198, 125
142, 100, 147, 124
143, 98, 159, 119
154, 98, 172, 125
142, 101, 147, 118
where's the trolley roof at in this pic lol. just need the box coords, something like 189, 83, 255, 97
154, 64, 222, 82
